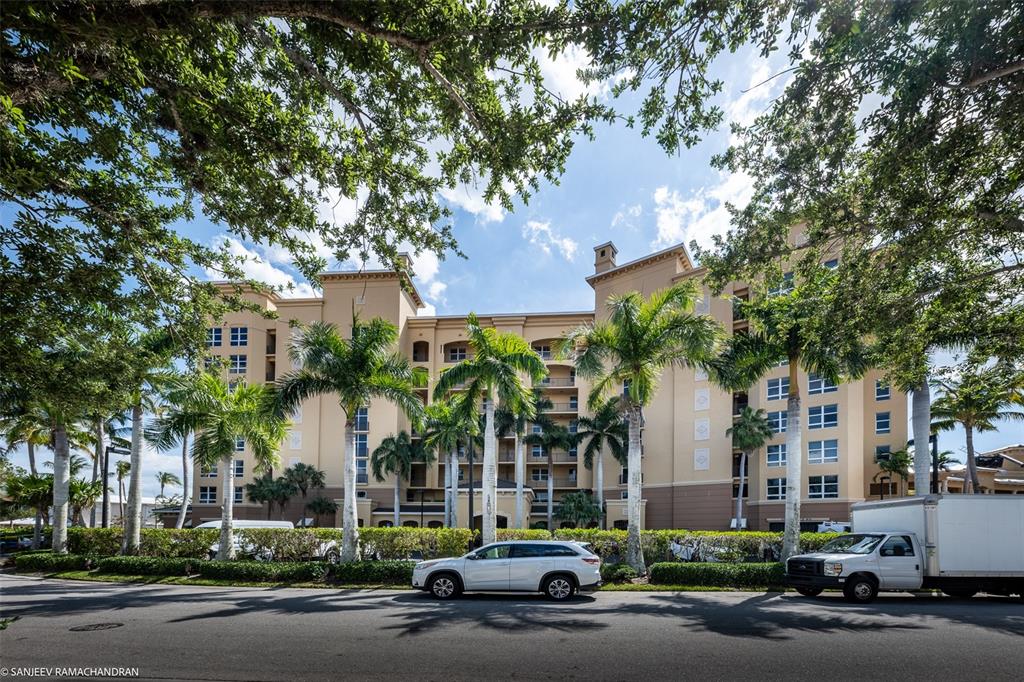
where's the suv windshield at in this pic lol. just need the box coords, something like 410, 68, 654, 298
819, 534, 884, 555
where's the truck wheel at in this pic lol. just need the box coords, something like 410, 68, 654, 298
843, 576, 877, 604
942, 588, 977, 599
795, 587, 823, 597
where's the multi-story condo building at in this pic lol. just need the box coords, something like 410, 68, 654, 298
188, 240, 908, 531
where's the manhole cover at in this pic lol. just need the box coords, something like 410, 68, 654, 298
69, 623, 124, 632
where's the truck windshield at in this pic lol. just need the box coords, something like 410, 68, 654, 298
819, 534, 884, 555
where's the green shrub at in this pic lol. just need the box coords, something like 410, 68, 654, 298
496, 529, 551, 541
235, 528, 326, 561
648, 562, 785, 588
600, 563, 638, 584
356, 527, 474, 560
67, 527, 122, 556
197, 560, 329, 582
96, 556, 196, 576
15, 553, 92, 572
67, 527, 220, 558
331, 560, 415, 585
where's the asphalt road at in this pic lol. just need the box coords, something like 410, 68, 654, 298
1, 574, 1022, 681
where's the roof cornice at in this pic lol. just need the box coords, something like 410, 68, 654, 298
585, 243, 693, 288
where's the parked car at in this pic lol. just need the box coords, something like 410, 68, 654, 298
785, 495, 1024, 603
412, 541, 602, 601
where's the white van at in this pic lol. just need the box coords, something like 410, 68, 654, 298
193, 520, 294, 530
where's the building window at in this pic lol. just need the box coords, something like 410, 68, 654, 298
230, 326, 248, 347
766, 444, 787, 467
808, 374, 838, 394
534, 344, 552, 360
531, 444, 544, 457
568, 420, 578, 434
289, 431, 302, 450
622, 379, 631, 398
767, 377, 789, 401
354, 407, 369, 431
206, 328, 222, 347
620, 490, 628, 500
568, 395, 578, 409
234, 486, 243, 503
291, 406, 302, 425
769, 272, 794, 296
875, 445, 891, 462
233, 459, 244, 477
531, 468, 549, 481
531, 423, 543, 434
568, 468, 577, 482
809, 475, 839, 499
228, 354, 247, 374
568, 445, 577, 458
234, 437, 244, 452
457, 468, 464, 481
199, 486, 217, 504
875, 411, 891, 434
731, 482, 749, 499
767, 478, 786, 500
875, 380, 890, 400
808, 439, 839, 464
355, 434, 368, 457
200, 463, 218, 478
767, 410, 787, 434
447, 346, 467, 362
808, 404, 838, 429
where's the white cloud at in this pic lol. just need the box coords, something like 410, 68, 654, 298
522, 219, 579, 261
535, 44, 604, 101
207, 235, 319, 298
611, 203, 643, 229
649, 171, 757, 254
439, 184, 506, 223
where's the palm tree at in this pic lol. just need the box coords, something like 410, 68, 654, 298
709, 282, 868, 560
563, 281, 719, 572
122, 329, 177, 554
146, 375, 204, 529
371, 431, 435, 527
496, 388, 550, 529
523, 423, 574, 531
575, 396, 627, 529
874, 448, 912, 497
266, 477, 298, 519
273, 318, 425, 562
283, 463, 327, 503
306, 495, 338, 527
152, 373, 286, 558
727, 407, 773, 530
68, 478, 105, 526
6, 473, 52, 548
115, 460, 130, 525
556, 491, 602, 528
930, 365, 1024, 494
155, 471, 182, 499
433, 314, 547, 545
1, 406, 50, 476
423, 396, 477, 528
244, 476, 277, 520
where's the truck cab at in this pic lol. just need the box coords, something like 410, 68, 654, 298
785, 532, 924, 603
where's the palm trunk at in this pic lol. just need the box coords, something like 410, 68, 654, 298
393, 475, 401, 528
514, 432, 524, 528
625, 405, 645, 572
341, 420, 359, 562
51, 423, 71, 554
118, 479, 125, 525
444, 448, 452, 527
595, 453, 605, 530
481, 399, 497, 545
176, 431, 190, 529
102, 440, 111, 528
32, 508, 42, 550
782, 360, 803, 561
912, 380, 931, 495
27, 440, 37, 476
218, 454, 235, 559
90, 417, 103, 527
123, 402, 144, 554
450, 449, 459, 527
965, 425, 980, 494
735, 450, 748, 530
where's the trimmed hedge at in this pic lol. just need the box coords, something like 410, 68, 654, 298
96, 556, 197, 576
196, 560, 329, 582
496, 529, 552, 541
331, 560, 415, 585
648, 562, 785, 588
67, 527, 219, 558
15, 553, 93, 572
601, 562, 639, 584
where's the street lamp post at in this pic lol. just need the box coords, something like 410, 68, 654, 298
880, 475, 891, 500
101, 445, 131, 528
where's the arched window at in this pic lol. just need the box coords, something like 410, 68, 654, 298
403, 520, 419, 527
427, 520, 443, 529
378, 520, 393, 528
412, 341, 429, 362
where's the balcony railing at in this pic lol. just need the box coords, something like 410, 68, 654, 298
537, 376, 575, 387
547, 402, 578, 412
553, 477, 578, 488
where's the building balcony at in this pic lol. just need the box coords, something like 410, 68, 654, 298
536, 376, 576, 388
527, 451, 578, 463
546, 402, 578, 413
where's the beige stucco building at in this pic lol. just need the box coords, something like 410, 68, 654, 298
188, 241, 909, 531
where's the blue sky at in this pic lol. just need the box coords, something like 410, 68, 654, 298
6, 44, 1021, 498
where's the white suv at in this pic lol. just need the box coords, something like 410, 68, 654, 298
412, 541, 602, 601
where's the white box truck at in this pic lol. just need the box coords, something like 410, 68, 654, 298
784, 495, 1024, 603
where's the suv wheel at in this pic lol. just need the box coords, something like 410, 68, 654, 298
429, 573, 461, 600
843, 576, 878, 604
543, 575, 575, 601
